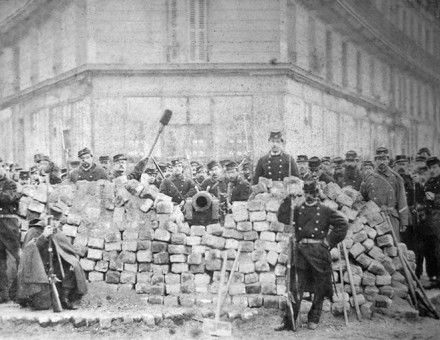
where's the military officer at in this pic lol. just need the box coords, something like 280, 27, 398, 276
276, 181, 348, 330
253, 131, 298, 184
414, 155, 427, 172
68, 148, 108, 183
296, 155, 309, 179
98, 155, 111, 173
418, 147, 431, 159
424, 156, 440, 287
200, 161, 226, 199
340, 151, 362, 190
360, 152, 408, 241
37, 155, 62, 185
333, 157, 345, 186
304, 157, 334, 184
223, 161, 252, 204
0, 164, 21, 303
321, 157, 334, 178
159, 159, 197, 204
361, 160, 375, 178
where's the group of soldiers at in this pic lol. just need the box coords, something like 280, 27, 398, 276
1, 130, 440, 331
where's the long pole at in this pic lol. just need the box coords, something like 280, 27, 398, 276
341, 240, 362, 321
338, 243, 349, 326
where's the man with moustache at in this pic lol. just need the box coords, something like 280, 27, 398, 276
68, 148, 108, 183
296, 155, 309, 180
303, 157, 334, 184
159, 159, 197, 204
253, 131, 298, 184
200, 161, 226, 199
37, 155, 62, 185
340, 151, 362, 190
333, 157, 345, 187
360, 151, 408, 241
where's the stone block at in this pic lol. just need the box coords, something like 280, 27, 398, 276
87, 248, 103, 261
341, 206, 358, 221
88, 237, 104, 249
350, 294, 366, 307
206, 258, 222, 271
224, 214, 236, 229
357, 253, 373, 268
120, 271, 137, 284
123, 230, 138, 241
364, 285, 379, 298
106, 270, 121, 284
243, 231, 258, 241
249, 211, 266, 222
265, 199, 280, 212
138, 263, 151, 272
148, 296, 164, 305
202, 234, 225, 249
238, 254, 255, 273
364, 226, 377, 239
225, 238, 240, 249
153, 252, 169, 264
263, 296, 279, 308
360, 302, 373, 319
80, 259, 96, 272
260, 231, 276, 242
122, 241, 138, 252
376, 274, 392, 286
248, 295, 263, 307
152, 241, 168, 253
368, 246, 385, 261
374, 295, 392, 308
267, 250, 278, 266
170, 254, 187, 263
383, 246, 397, 258
222, 229, 243, 240
379, 285, 394, 298
186, 236, 201, 246
349, 242, 365, 258
251, 249, 267, 262
245, 273, 259, 284
368, 260, 387, 275
27, 200, 45, 214
165, 284, 181, 295
380, 256, 396, 275
88, 271, 104, 282
192, 245, 206, 254
274, 264, 286, 276
136, 250, 153, 262
239, 241, 254, 252
377, 234, 394, 248
188, 252, 203, 265
375, 222, 391, 236
138, 227, 153, 240
255, 261, 270, 272
352, 231, 368, 243
154, 229, 171, 242
149, 284, 165, 296
232, 204, 248, 222
137, 272, 152, 284
137, 240, 151, 250
95, 260, 109, 272
253, 221, 269, 232
362, 271, 376, 286
168, 244, 187, 254
62, 224, 78, 238
236, 221, 252, 232
207, 223, 223, 236
247, 200, 265, 211
229, 284, 246, 296
362, 238, 375, 251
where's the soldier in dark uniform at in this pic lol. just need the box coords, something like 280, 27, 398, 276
253, 131, 298, 184
200, 161, 226, 198
224, 161, 252, 204
414, 155, 427, 172
37, 155, 62, 185
360, 152, 408, 241
361, 160, 375, 179
333, 157, 345, 187
194, 164, 207, 188
0, 164, 21, 303
418, 147, 431, 159
159, 159, 197, 204
98, 155, 111, 177
304, 157, 334, 184
296, 155, 309, 180
424, 156, 440, 287
276, 181, 348, 330
340, 151, 362, 190
68, 148, 108, 183
321, 157, 334, 179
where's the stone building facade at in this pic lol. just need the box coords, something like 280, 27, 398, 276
0, 0, 439, 167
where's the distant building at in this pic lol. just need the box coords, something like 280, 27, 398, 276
0, 0, 439, 167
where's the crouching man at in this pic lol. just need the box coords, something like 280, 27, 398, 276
16, 219, 87, 310
276, 181, 348, 330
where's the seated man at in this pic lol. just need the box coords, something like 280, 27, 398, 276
16, 219, 87, 310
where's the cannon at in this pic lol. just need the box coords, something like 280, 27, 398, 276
184, 191, 220, 225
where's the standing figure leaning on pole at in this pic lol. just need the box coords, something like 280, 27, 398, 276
276, 181, 348, 330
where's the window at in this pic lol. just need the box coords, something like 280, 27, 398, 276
325, 30, 333, 82
166, 0, 178, 62
341, 41, 347, 88
356, 51, 362, 93
189, 0, 208, 62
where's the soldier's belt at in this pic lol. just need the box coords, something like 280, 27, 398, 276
299, 238, 323, 244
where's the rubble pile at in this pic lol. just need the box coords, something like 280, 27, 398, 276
15, 178, 416, 315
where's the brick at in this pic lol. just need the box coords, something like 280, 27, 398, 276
368, 246, 385, 261
202, 234, 225, 249
266, 212, 278, 222
122, 241, 138, 252
263, 295, 279, 308
62, 224, 78, 238
151, 264, 168, 275
264, 241, 281, 253
229, 284, 246, 296
248, 295, 263, 307
247, 200, 265, 211
168, 244, 187, 254
152, 241, 168, 253
232, 203, 249, 222
106, 270, 121, 284
137, 272, 152, 284
356, 253, 373, 268
188, 252, 203, 265
269, 221, 285, 232
170, 254, 186, 263
206, 223, 223, 236
224, 214, 236, 229
149, 284, 165, 295
137, 250, 153, 262
362, 271, 376, 286
222, 229, 243, 240
192, 245, 206, 254
170, 233, 186, 245
124, 263, 138, 273
249, 211, 266, 222
375, 222, 391, 235
118, 251, 136, 264
352, 231, 368, 243
238, 254, 255, 273
376, 274, 392, 286
383, 246, 397, 258
349, 242, 365, 258
274, 264, 286, 276
362, 238, 375, 251
105, 242, 122, 251
377, 234, 394, 248
206, 258, 222, 271
138, 263, 151, 272
236, 221, 252, 232
138, 227, 153, 240
87, 248, 103, 260
151, 274, 164, 285
253, 221, 269, 232
243, 231, 258, 241
80, 259, 95, 271
267, 250, 278, 266
225, 238, 240, 249
137, 240, 151, 250
166, 284, 181, 295
260, 231, 276, 242
153, 252, 169, 264
154, 229, 171, 242
255, 261, 270, 272
186, 236, 201, 246
251, 249, 267, 262
277, 253, 288, 264
123, 230, 139, 240
368, 260, 387, 275
95, 260, 109, 272
120, 271, 137, 284
88, 271, 104, 282
88, 237, 104, 249
237, 241, 253, 252
374, 295, 392, 308
104, 232, 121, 243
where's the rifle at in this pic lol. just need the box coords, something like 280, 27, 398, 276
47, 216, 63, 313
287, 195, 300, 331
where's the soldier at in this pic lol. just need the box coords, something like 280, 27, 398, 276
99, 155, 111, 170
240, 160, 252, 183
253, 131, 298, 184
16, 219, 87, 310
223, 161, 252, 204
304, 157, 334, 184
340, 151, 362, 190
276, 181, 348, 330
194, 164, 207, 188
159, 159, 197, 204
0, 164, 21, 303
112, 154, 129, 180
29, 166, 40, 185
418, 147, 431, 159
333, 156, 345, 186
68, 148, 108, 183
200, 161, 226, 199
414, 155, 427, 171
37, 155, 62, 185
361, 160, 375, 178
360, 152, 408, 241
321, 157, 334, 178
394, 155, 416, 250
296, 155, 309, 179
190, 161, 200, 179
424, 156, 440, 287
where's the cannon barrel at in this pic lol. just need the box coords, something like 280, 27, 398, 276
192, 191, 213, 212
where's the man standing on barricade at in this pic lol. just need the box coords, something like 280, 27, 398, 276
253, 131, 298, 184
276, 181, 348, 330
0, 163, 21, 303
68, 148, 108, 183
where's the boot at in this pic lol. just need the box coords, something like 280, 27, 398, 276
60, 288, 77, 310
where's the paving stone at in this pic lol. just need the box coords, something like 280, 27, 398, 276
349, 242, 365, 258
202, 234, 225, 249
105, 242, 122, 251
154, 229, 171, 242
151, 241, 168, 253
118, 251, 136, 264
232, 204, 248, 222
186, 236, 201, 246
224, 214, 236, 229
260, 231, 276, 242
255, 261, 270, 272
168, 244, 187, 254
368, 260, 387, 275
377, 234, 394, 248
266, 251, 278, 266
170, 233, 186, 245
170, 254, 187, 263
122, 241, 138, 252
153, 252, 169, 264
222, 229, 243, 240
80, 258, 96, 271
243, 231, 258, 241
253, 221, 269, 232
374, 295, 392, 308
362, 271, 376, 286
356, 253, 373, 268
239, 241, 254, 252
360, 302, 373, 319
95, 260, 109, 272
137, 272, 152, 284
